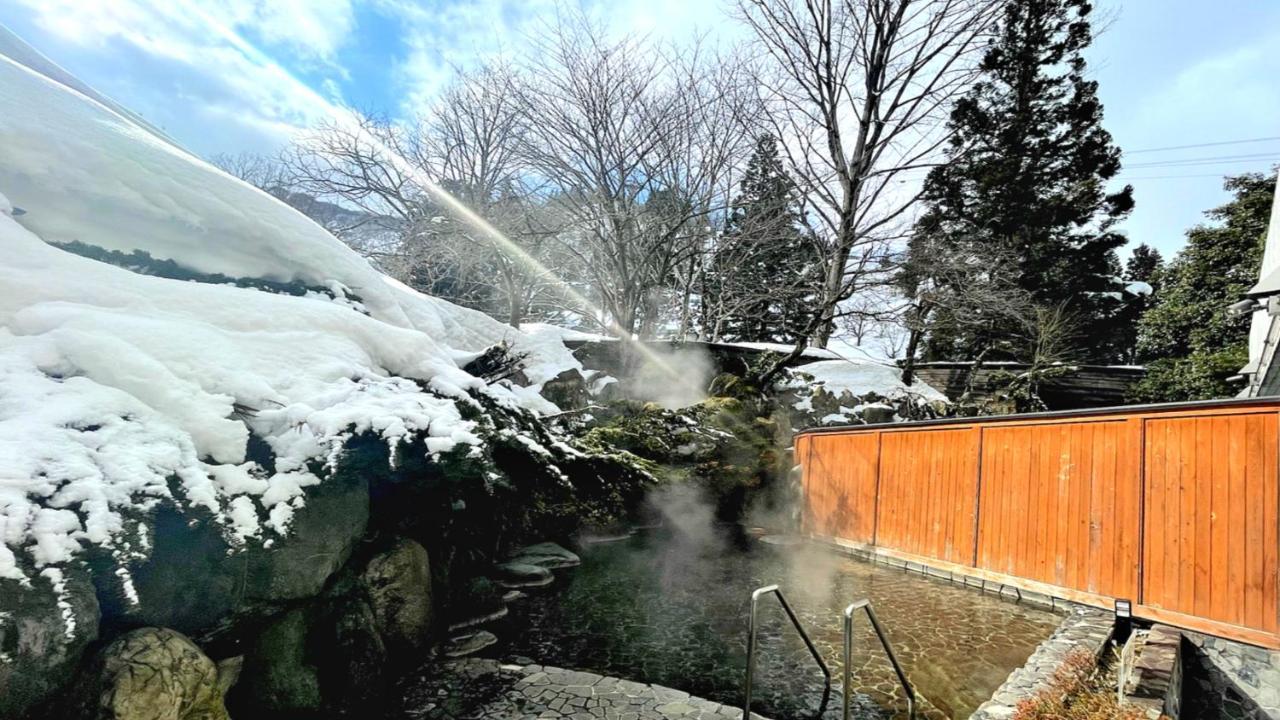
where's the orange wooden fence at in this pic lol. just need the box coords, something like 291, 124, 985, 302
796, 398, 1280, 648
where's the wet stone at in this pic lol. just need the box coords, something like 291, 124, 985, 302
441, 630, 499, 658
397, 660, 751, 720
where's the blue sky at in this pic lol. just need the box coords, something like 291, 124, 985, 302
0, 0, 1276, 260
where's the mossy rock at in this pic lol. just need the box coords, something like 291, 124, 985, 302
73, 627, 240, 720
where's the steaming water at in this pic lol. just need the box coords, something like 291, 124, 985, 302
497, 528, 1060, 719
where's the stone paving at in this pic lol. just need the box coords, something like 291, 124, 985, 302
398, 658, 768, 720
969, 604, 1114, 720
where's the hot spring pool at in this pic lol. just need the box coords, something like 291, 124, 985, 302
493, 527, 1062, 719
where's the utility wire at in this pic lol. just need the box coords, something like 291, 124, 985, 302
1125, 136, 1280, 155
1125, 152, 1280, 169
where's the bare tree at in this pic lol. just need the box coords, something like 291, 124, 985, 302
276, 71, 571, 327
735, 0, 996, 380
514, 15, 754, 338
210, 151, 290, 193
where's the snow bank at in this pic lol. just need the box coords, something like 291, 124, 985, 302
794, 359, 948, 403
0, 54, 580, 581
0, 53, 578, 389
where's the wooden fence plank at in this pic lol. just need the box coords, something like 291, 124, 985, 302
799, 401, 1280, 647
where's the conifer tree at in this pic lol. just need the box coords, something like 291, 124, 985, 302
1129, 173, 1275, 401
903, 0, 1134, 363
1125, 243, 1164, 291
706, 134, 819, 342
1110, 242, 1164, 363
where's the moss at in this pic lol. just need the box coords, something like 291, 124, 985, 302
571, 395, 785, 522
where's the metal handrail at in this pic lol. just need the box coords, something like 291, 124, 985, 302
843, 600, 916, 720
743, 584, 832, 720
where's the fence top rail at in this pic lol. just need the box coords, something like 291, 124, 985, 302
794, 396, 1280, 438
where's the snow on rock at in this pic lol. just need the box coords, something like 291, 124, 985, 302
0, 54, 582, 581
794, 359, 947, 404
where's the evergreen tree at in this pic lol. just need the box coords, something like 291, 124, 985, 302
1111, 242, 1164, 363
706, 134, 819, 342
903, 0, 1134, 363
1125, 243, 1164, 291
1129, 173, 1275, 402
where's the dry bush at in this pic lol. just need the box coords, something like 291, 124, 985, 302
1011, 649, 1147, 720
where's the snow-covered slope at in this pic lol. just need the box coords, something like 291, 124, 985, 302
0, 54, 579, 582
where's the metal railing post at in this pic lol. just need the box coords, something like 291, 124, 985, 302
843, 600, 916, 720
743, 585, 832, 720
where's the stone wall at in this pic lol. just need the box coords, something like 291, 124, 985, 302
969, 605, 1115, 720
1119, 624, 1183, 718
1182, 632, 1280, 720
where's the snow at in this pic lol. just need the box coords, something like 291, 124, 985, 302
719, 340, 840, 359
520, 322, 611, 343
0, 53, 583, 581
794, 359, 948, 403
1125, 281, 1153, 297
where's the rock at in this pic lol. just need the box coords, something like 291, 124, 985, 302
540, 368, 592, 410
507, 541, 581, 569
111, 464, 370, 636
229, 608, 321, 717
441, 631, 498, 658
0, 570, 100, 718
74, 627, 240, 720
313, 596, 388, 716
360, 537, 433, 659
492, 562, 554, 589
447, 606, 509, 633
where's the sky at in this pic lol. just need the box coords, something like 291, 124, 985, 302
0, 0, 1276, 261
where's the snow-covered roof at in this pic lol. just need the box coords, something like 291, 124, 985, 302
0, 53, 580, 581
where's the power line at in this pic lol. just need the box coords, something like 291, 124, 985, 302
1116, 172, 1254, 180
1125, 136, 1280, 155
1125, 152, 1280, 169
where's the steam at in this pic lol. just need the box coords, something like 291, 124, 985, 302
645, 483, 729, 555
622, 343, 717, 409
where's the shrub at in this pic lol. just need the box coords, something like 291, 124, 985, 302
1011, 649, 1147, 720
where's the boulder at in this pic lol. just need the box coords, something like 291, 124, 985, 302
110, 466, 369, 636
73, 627, 240, 720
507, 541, 580, 569
0, 569, 100, 718
491, 562, 553, 589
359, 537, 433, 660
539, 368, 591, 410
313, 596, 388, 716
229, 608, 321, 718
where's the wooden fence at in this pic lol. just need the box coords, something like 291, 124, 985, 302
796, 398, 1280, 648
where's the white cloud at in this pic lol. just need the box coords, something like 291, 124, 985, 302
378, 0, 742, 115
7, 0, 355, 151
